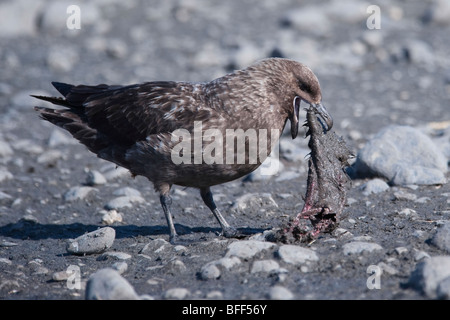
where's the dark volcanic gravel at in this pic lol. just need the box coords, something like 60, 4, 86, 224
0, 0, 449, 300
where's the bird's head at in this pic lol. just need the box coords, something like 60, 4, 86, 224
286, 60, 333, 139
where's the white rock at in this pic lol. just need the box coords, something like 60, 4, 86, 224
66, 227, 115, 255
163, 288, 190, 300
47, 46, 79, 72
277, 245, 319, 265
409, 256, 450, 298
86, 268, 139, 300
104, 195, 145, 210
0, 141, 13, 158
100, 210, 123, 225
0, 0, 43, 37
360, 178, 390, 195
251, 259, 280, 274
0, 167, 13, 182
225, 240, 276, 260
231, 193, 278, 211
86, 170, 107, 186
268, 285, 294, 300
64, 186, 97, 202
48, 129, 77, 147
113, 187, 142, 197
342, 241, 383, 255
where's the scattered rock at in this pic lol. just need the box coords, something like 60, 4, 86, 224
64, 186, 97, 202
66, 227, 115, 255
0, 140, 13, 158
408, 256, 450, 298
268, 285, 294, 300
277, 245, 319, 265
86, 268, 139, 300
342, 241, 383, 255
104, 195, 145, 210
86, 170, 107, 186
0, 167, 13, 182
355, 125, 447, 185
163, 287, 190, 300
113, 187, 142, 197
100, 209, 123, 225
231, 193, 278, 212
251, 259, 281, 274
360, 178, 390, 195
225, 240, 276, 260
431, 222, 450, 253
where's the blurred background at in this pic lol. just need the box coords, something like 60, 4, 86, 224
0, 0, 449, 141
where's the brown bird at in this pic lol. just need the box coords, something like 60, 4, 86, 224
33, 58, 332, 243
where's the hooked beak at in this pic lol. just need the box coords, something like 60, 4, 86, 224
311, 103, 333, 131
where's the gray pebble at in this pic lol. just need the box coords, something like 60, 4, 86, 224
408, 256, 450, 298
251, 259, 280, 274
104, 195, 145, 210
67, 227, 115, 255
113, 187, 142, 197
437, 276, 450, 300
86, 268, 139, 300
231, 193, 278, 212
431, 222, 450, 252
0, 140, 13, 158
85, 170, 107, 186
360, 178, 389, 195
268, 285, 294, 300
64, 186, 97, 202
48, 129, 77, 147
277, 245, 319, 265
200, 263, 221, 280
112, 262, 128, 274
225, 240, 276, 260
342, 241, 383, 255
163, 287, 190, 300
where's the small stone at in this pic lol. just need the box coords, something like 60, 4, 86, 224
104, 195, 145, 210
268, 285, 294, 300
112, 262, 128, 274
396, 208, 419, 220
251, 259, 280, 274
225, 240, 276, 260
113, 187, 142, 197
277, 245, 319, 265
408, 256, 450, 298
86, 170, 107, 186
37, 149, 63, 165
66, 227, 115, 255
47, 46, 79, 73
86, 268, 139, 300
431, 222, 450, 252
48, 129, 77, 147
342, 241, 383, 255
100, 210, 123, 225
360, 178, 389, 195
163, 288, 190, 300
200, 263, 221, 280
437, 276, 450, 299
52, 270, 72, 281
64, 186, 97, 202
99, 251, 131, 261
0, 140, 13, 158
231, 193, 278, 212
0, 167, 13, 182
206, 290, 223, 299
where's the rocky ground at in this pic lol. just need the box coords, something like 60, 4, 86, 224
0, 0, 450, 300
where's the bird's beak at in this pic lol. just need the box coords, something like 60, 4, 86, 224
311, 102, 333, 131
290, 96, 301, 139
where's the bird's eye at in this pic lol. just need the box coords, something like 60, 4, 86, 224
297, 79, 311, 94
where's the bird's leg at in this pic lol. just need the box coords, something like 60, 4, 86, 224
159, 186, 178, 243
200, 188, 240, 238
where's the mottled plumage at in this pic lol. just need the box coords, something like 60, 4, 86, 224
33, 58, 332, 243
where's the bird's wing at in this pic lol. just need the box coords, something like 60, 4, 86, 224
62, 81, 218, 146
